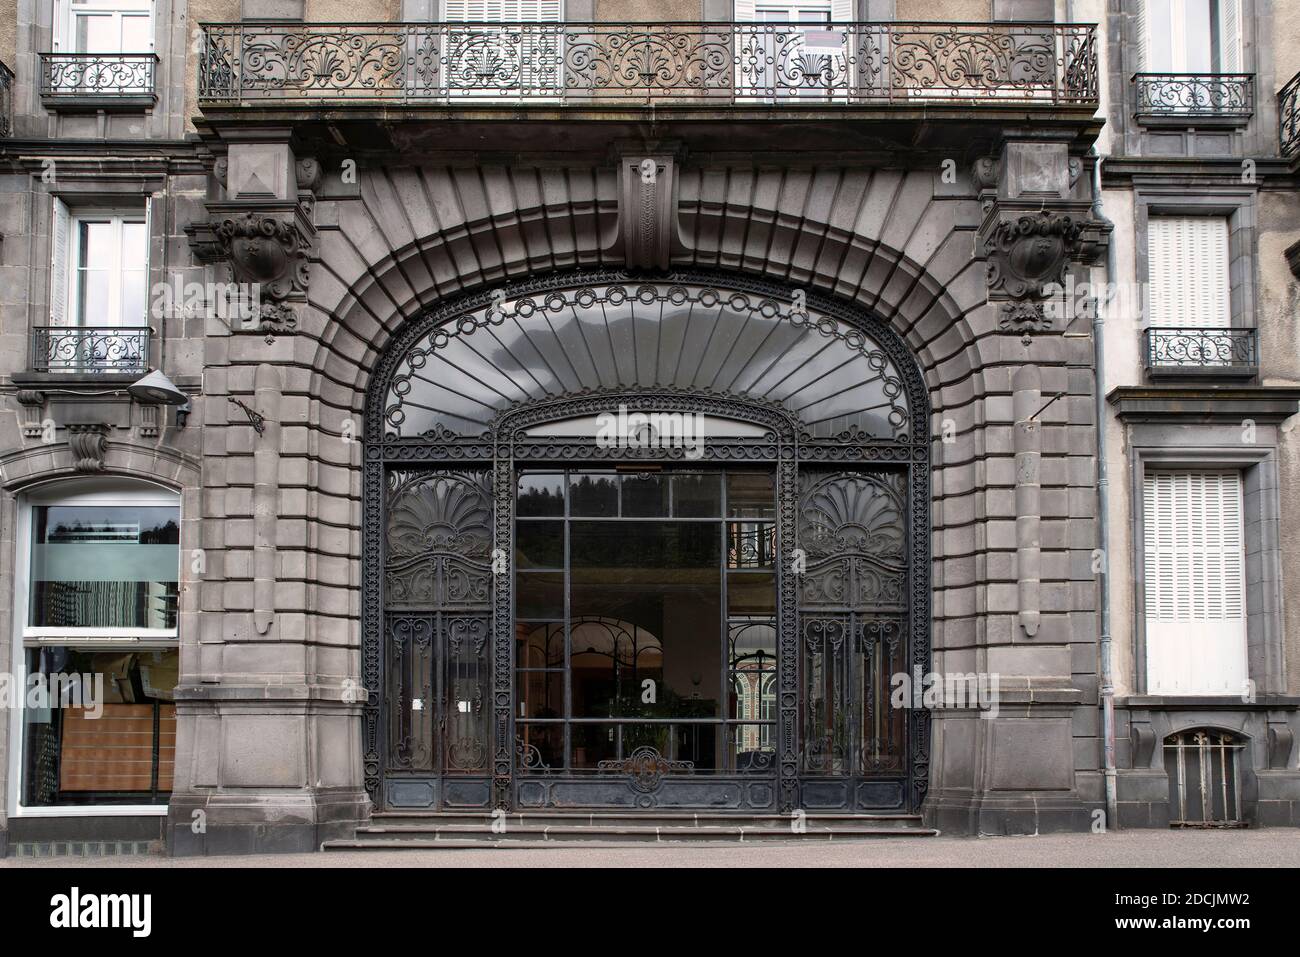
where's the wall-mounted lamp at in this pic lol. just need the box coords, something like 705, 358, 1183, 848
128, 370, 190, 428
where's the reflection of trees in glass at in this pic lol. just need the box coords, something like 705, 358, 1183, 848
517, 486, 564, 515
33, 507, 180, 630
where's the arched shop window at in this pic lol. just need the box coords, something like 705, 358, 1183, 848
11, 478, 180, 810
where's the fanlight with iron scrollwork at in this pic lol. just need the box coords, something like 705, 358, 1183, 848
383, 280, 912, 443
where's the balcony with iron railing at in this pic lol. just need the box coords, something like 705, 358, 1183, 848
196, 20, 1099, 109
29, 327, 152, 376
1280, 70, 1300, 158
1131, 72, 1254, 124
39, 53, 158, 107
0, 59, 12, 136
1143, 327, 1258, 379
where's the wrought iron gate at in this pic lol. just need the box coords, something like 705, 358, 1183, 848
362, 270, 931, 813
797, 470, 911, 810
380, 470, 494, 809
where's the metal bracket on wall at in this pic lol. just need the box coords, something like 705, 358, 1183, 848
1028, 391, 1066, 421
228, 396, 266, 435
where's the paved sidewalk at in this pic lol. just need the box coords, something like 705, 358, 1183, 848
2, 829, 1298, 867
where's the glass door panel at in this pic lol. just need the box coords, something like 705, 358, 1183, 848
514, 467, 777, 787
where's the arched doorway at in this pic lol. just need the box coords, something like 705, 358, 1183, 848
362, 270, 931, 814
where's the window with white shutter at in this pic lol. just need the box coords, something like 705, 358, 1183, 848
441, 1, 562, 96
442, 1, 561, 21
1147, 216, 1231, 328
1143, 470, 1248, 695
50, 198, 70, 327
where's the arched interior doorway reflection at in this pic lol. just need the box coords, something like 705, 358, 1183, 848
362, 271, 931, 814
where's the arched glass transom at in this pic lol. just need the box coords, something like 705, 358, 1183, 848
383, 281, 912, 441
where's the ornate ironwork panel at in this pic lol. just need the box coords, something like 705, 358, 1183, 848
385, 470, 493, 607
40, 53, 157, 97
491, 452, 514, 809
30, 326, 151, 375
386, 615, 436, 772
363, 270, 932, 813
1144, 326, 1258, 376
0, 59, 12, 138
796, 471, 911, 801
383, 280, 911, 443
1132, 72, 1254, 117
377, 469, 492, 803
443, 616, 491, 773
1281, 69, 1300, 157
198, 21, 1097, 106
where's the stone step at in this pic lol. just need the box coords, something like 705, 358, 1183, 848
322, 817, 938, 849
371, 810, 927, 829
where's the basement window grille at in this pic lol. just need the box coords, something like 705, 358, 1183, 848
1164, 729, 1246, 827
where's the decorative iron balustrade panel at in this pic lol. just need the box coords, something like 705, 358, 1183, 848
1280, 70, 1300, 156
0, 60, 13, 137
198, 21, 1097, 106
1133, 73, 1254, 116
40, 53, 157, 97
1145, 327, 1257, 373
31, 326, 151, 374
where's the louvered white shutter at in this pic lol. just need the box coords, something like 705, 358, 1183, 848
831, 0, 853, 21
52, 0, 67, 52
1219, 0, 1242, 72
1147, 217, 1230, 328
1144, 471, 1248, 695
442, 0, 562, 92
142, 195, 153, 326
50, 197, 70, 326
1135, 0, 1148, 71
443, 0, 560, 19
733, 0, 756, 21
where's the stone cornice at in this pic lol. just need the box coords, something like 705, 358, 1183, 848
0, 142, 211, 176
1100, 155, 1293, 187
1107, 386, 1300, 424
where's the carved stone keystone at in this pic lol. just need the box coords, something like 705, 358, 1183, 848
67, 423, 110, 472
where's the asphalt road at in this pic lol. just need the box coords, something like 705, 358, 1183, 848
3, 829, 1298, 867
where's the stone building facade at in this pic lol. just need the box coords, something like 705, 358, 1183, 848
0, 0, 1296, 856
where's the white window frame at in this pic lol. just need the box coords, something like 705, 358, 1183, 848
64, 208, 149, 329
1138, 0, 1243, 74
53, 0, 155, 55
8, 478, 180, 818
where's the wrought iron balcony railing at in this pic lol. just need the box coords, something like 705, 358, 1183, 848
31, 327, 152, 374
1132, 72, 1254, 118
0, 59, 13, 137
1144, 327, 1257, 377
198, 20, 1098, 107
1280, 70, 1300, 156
40, 53, 158, 99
